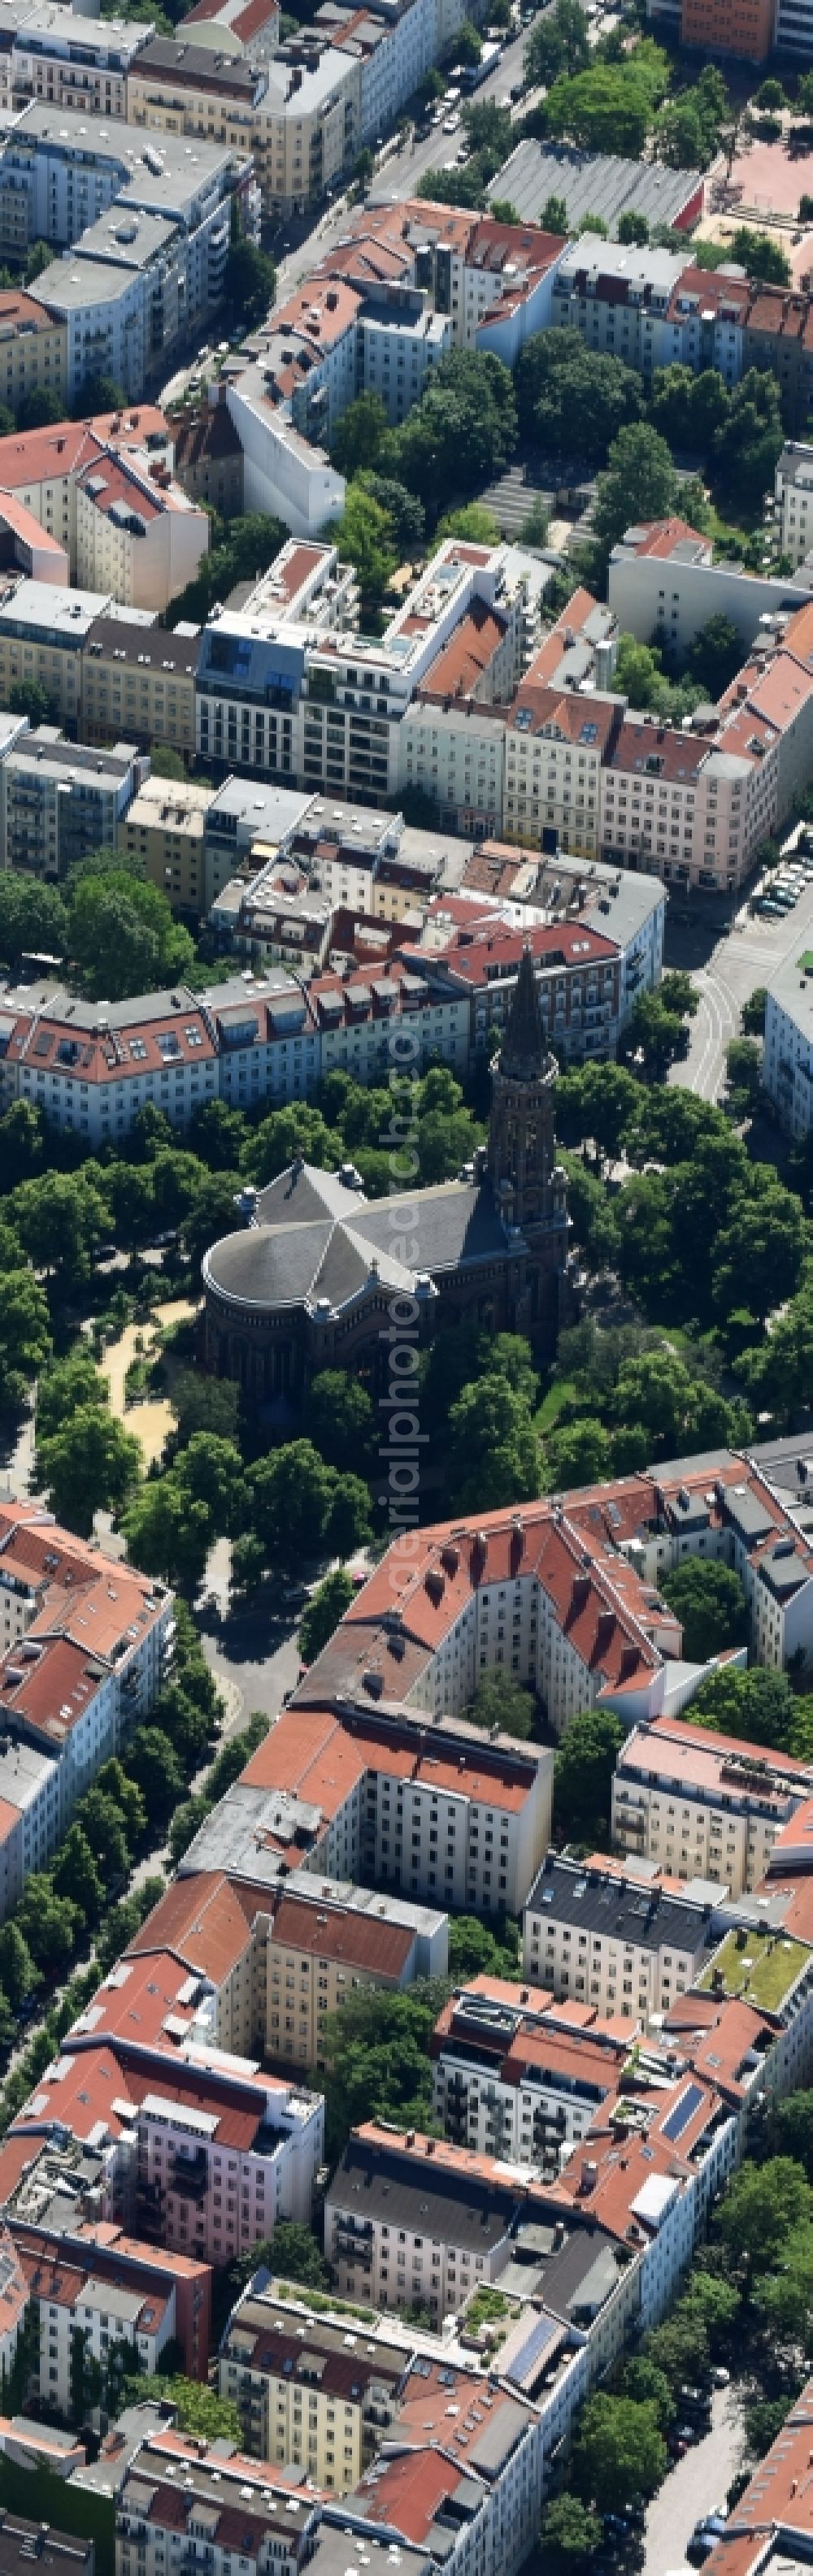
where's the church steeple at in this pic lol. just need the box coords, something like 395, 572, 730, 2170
487, 944, 562, 1236
499, 941, 547, 1082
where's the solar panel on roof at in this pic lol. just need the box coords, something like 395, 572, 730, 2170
661, 2082, 704, 2143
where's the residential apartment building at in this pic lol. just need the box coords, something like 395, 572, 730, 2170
121, 774, 215, 913
609, 515, 813, 658
3, 982, 218, 1139
234, 1705, 554, 1922
0, 289, 66, 416
195, 540, 548, 802
117, 2426, 324, 2576
0, 2, 149, 119
121, 1860, 447, 2066
431, 1979, 633, 2170
0, 410, 181, 592
7, 2028, 324, 2273
80, 613, 199, 764
550, 236, 688, 377
773, 440, 813, 568
18, 111, 259, 399
1, 725, 146, 878
0, 576, 133, 732
763, 945, 813, 1138
523, 1854, 724, 2018
502, 685, 622, 858
220, 2288, 404, 2488
601, 706, 779, 896
10, 2218, 211, 2393
288, 1454, 813, 1753
716, 646, 813, 824
0, 1498, 173, 1871
611, 1711, 813, 1896
173, 394, 244, 518
73, 449, 208, 614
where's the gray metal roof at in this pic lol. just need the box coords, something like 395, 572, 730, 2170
527, 1855, 720, 1961
487, 138, 702, 238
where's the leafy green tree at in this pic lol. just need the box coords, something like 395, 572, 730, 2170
150, 744, 187, 778
590, 421, 677, 566
0, 1922, 37, 2010
540, 193, 568, 232
324, 1471, 372, 1560
436, 502, 500, 542
689, 613, 741, 696
746, 2398, 795, 2458
646, 2308, 710, 2388
711, 1175, 806, 1328
140, 2380, 242, 2442
52, 1824, 105, 1925
318, 1983, 446, 2160
0, 1268, 51, 1411
66, 859, 194, 998
541, 1416, 613, 1490
15, 1876, 81, 1973
298, 1568, 355, 1663
358, 473, 424, 554
0, 872, 68, 969
659, 1559, 747, 1660
712, 368, 784, 515
524, 7, 590, 90
571, 2393, 667, 2512
540, 2498, 602, 2569
689, 1662, 792, 1749
617, 208, 649, 244
609, 1349, 746, 1456
720, 2157, 811, 2279
554, 1709, 626, 1845
168, 514, 287, 630
231, 2220, 330, 2293
123, 1475, 211, 1592
447, 1914, 519, 1980
250, 1440, 336, 1571
74, 1788, 130, 1884
126, 1726, 185, 1816
223, 236, 276, 327
95, 1882, 164, 1975
302, 1371, 375, 1472
11, 1168, 112, 1293
620, 2357, 676, 2428
543, 59, 664, 156
8, 679, 54, 726
34, 1406, 141, 1537
742, 986, 767, 1036
764, 2089, 813, 2179
242, 1104, 342, 1186
173, 1432, 247, 1537
615, 631, 672, 712
447, 1376, 538, 1513
382, 349, 517, 514
37, 1353, 107, 1444
230, 1533, 266, 1600
728, 226, 790, 284
456, 19, 482, 62
738, 1279, 813, 1425
168, 1797, 212, 1867
468, 1673, 534, 1738
329, 483, 397, 603
94, 1759, 146, 1846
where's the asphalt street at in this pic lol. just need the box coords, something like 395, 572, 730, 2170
669, 851, 813, 1104
643, 2391, 743, 2576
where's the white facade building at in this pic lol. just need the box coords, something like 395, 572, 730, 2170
763, 949, 813, 1138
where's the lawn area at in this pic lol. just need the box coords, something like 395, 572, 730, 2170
535, 1377, 578, 1433
698, 1927, 809, 2011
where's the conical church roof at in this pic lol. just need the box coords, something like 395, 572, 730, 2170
499, 943, 546, 1081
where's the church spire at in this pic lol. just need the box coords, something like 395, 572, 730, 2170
499, 943, 546, 1082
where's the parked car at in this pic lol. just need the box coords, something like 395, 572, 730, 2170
710, 2367, 731, 2388
282, 1582, 308, 1607
442, 111, 461, 129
